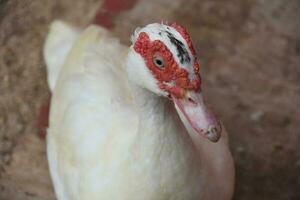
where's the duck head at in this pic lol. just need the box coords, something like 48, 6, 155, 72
126, 22, 221, 142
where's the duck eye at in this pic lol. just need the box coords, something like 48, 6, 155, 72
153, 56, 165, 68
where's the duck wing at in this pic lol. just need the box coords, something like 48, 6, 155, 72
45, 22, 138, 200
44, 20, 80, 92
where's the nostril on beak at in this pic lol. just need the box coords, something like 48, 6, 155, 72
187, 97, 196, 105
208, 126, 217, 134
206, 125, 221, 142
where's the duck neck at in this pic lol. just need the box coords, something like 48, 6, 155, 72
129, 83, 198, 150
128, 83, 205, 179
131, 84, 169, 127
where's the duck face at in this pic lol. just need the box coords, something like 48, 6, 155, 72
127, 22, 221, 142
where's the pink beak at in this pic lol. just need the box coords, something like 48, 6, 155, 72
172, 91, 221, 142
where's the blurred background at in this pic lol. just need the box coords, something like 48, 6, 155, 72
0, 0, 299, 199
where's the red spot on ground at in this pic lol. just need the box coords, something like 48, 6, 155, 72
104, 0, 138, 12
94, 11, 115, 29
94, 0, 138, 29
37, 98, 50, 139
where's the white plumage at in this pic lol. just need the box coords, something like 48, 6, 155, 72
44, 20, 234, 200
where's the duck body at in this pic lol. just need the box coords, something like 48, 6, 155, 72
45, 21, 234, 200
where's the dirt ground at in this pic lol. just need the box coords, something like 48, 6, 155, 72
0, 0, 299, 199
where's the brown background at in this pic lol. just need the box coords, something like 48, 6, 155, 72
0, 0, 299, 199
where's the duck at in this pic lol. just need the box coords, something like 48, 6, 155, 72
44, 20, 235, 200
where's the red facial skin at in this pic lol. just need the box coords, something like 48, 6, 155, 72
134, 31, 201, 98
163, 21, 197, 57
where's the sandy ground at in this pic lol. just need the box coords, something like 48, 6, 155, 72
0, 0, 299, 199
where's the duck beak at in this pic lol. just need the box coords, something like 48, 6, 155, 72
172, 91, 221, 142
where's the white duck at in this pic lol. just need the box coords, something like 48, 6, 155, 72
44, 20, 234, 200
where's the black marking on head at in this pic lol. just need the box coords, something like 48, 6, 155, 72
166, 31, 190, 64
